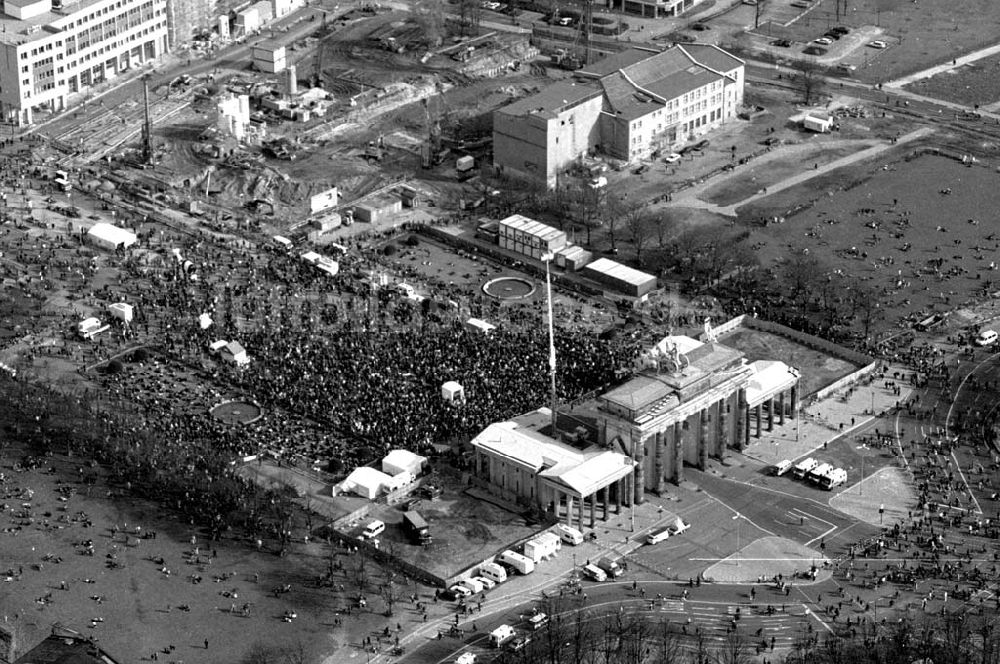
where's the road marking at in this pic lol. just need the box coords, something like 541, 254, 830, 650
700, 489, 777, 538
950, 449, 983, 515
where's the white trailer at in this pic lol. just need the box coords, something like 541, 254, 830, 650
523, 532, 561, 563
802, 115, 833, 133
498, 550, 534, 575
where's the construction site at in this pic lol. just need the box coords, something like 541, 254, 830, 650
30, 1, 568, 239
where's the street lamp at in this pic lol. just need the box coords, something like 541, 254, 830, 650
732, 513, 742, 568
542, 252, 558, 435
856, 444, 870, 496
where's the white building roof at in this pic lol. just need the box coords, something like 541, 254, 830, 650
584, 257, 656, 288
499, 214, 565, 243
383, 449, 424, 471
541, 450, 634, 496
745, 360, 800, 407
87, 223, 137, 248
466, 318, 496, 333
471, 409, 634, 497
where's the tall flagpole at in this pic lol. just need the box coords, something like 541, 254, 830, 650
543, 253, 557, 435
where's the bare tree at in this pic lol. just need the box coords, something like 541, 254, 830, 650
455, 0, 481, 37
379, 578, 403, 617
792, 59, 825, 106
627, 211, 656, 265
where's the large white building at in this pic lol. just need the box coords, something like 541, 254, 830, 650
0, 0, 168, 126
493, 44, 744, 188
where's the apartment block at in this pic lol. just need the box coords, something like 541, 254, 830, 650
0, 0, 168, 125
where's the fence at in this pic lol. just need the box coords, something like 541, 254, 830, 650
710, 315, 877, 400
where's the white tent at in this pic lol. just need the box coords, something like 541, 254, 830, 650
221, 341, 249, 366
87, 223, 137, 251
107, 302, 134, 323
340, 467, 393, 500
441, 380, 465, 403
198, 313, 213, 330
382, 449, 426, 477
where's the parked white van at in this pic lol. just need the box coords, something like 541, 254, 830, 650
528, 612, 549, 631
556, 524, 584, 546
582, 564, 607, 582
362, 520, 385, 539
460, 577, 484, 594
976, 329, 998, 346
647, 528, 671, 545
772, 459, 793, 476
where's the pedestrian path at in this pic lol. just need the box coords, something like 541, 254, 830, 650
884, 40, 1000, 89
668, 127, 935, 217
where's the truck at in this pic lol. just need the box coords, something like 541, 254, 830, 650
498, 550, 534, 575
402, 511, 431, 545
523, 532, 561, 563
597, 557, 624, 578
807, 463, 834, 485
792, 457, 819, 480
819, 467, 848, 490
489, 625, 515, 648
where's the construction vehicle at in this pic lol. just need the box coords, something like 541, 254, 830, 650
244, 199, 275, 215
551, 49, 582, 70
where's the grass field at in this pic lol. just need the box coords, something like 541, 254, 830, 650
738, 153, 1000, 333
775, 0, 1000, 84
720, 327, 858, 398
903, 52, 1000, 106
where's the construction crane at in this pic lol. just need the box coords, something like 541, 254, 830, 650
140, 74, 154, 165
421, 78, 448, 168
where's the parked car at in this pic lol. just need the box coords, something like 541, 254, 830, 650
664, 152, 682, 163
836, 63, 857, 72
633, 164, 649, 175
814, 37, 833, 45
472, 576, 496, 590
868, 40, 888, 49
508, 635, 532, 652
455, 654, 477, 664
829, 26, 850, 35
449, 584, 473, 599
691, 23, 710, 31
803, 46, 828, 55
770, 38, 792, 47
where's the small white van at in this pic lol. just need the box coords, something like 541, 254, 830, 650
772, 459, 792, 476
556, 524, 584, 546
647, 528, 671, 545
976, 329, 998, 346
362, 520, 385, 539
582, 564, 607, 582
528, 612, 549, 631
460, 577, 484, 594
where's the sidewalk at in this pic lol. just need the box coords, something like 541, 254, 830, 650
743, 367, 914, 465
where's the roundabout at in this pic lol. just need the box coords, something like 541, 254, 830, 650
210, 398, 264, 425
482, 276, 537, 301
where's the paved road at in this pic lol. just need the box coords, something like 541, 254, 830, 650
690, 469, 878, 554
400, 579, 828, 664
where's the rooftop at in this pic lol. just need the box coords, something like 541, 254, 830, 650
495, 79, 601, 118
14, 626, 123, 664
583, 257, 657, 287
0, 0, 100, 47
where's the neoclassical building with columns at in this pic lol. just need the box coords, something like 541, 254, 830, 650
470, 332, 800, 526
598, 334, 800, 505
